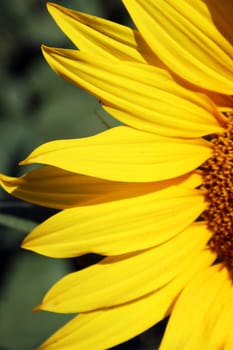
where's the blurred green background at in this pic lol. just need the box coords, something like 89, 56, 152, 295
0, 1, 164, 349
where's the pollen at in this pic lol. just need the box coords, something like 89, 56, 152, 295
202, 115, 233, 272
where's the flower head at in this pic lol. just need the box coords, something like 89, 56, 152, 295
1, 1, 233, 349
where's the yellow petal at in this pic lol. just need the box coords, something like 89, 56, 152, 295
2, 166, 200, 209
40, 222, 211, 313
122, 0, 233, 94
224, 317, 233, 350
46, 2, 155, 63
203, 0, 233, 48
206, 288, 233, 350
160, 265, 232, 350
226, 339, 233, 350
206, 92, 233, 113
20, 126, 211, 183
42, 45, 224, 138
22, 186, 206, 257
38, 249, 214, 350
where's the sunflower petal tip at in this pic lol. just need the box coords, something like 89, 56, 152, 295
47, 1, 67, 20
32, 304, 43, 313
21, 237, 33, 251
46, 2, 57, 12
46, 2, 53, 8
19, 153, 36, 166
41, 44, 49, 54
0, 173, 4, 185
41, 45, 56, 58
18, 161, 24, 166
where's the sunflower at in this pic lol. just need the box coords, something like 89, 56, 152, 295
1, 0, 233, 349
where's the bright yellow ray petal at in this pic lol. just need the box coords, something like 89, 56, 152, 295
22, 186, 206, 257
38, 249, 214, 350
46, 2, 155, 64
122, 0, 233, 94
206, 92, 233, 113
1, 167, 201, 209
20, 126, 211, 183
206, 289, 233, 350
42, 45, 224, 138
39, 222, 211, 313
159, 265, 232, 350
203, 0, 233, 48
225, 338, 233, 350
180, 279, 233, 350
224, 323, 233, 350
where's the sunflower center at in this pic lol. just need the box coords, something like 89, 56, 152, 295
202, 115, 233, 272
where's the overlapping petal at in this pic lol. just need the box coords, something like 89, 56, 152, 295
42, 45, 224, 138
1, 166, 201, 209
38, 250, 214, 350
22, 185, 206, 257
46, 2, 233, 115
159, 265, 232, 350
20, 126, 211, 183
122, 0, 233, 94
46, 2, 156, 64
2, 1, 232, 349
203, 0, 233, 48
206, 291, 233, 350
39, 222, 211, 313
